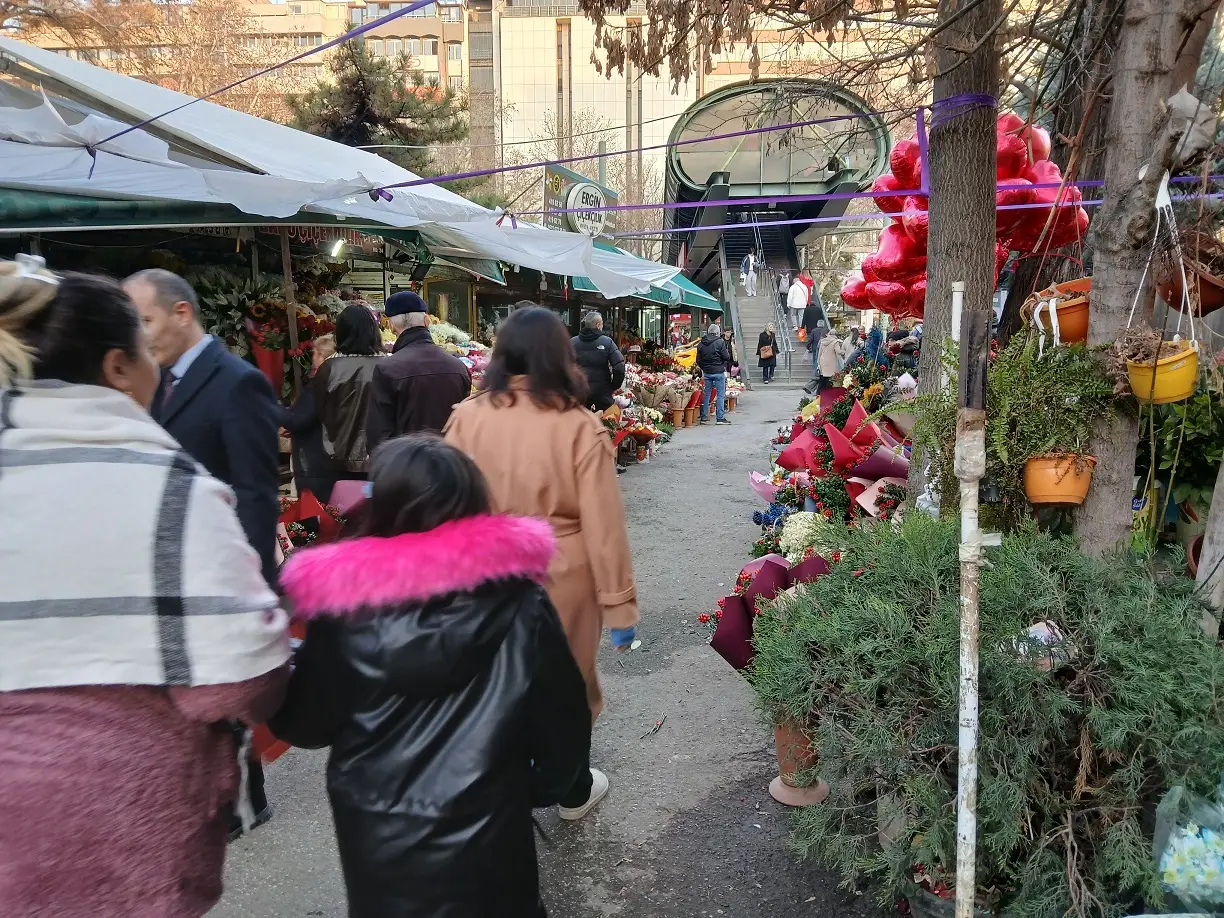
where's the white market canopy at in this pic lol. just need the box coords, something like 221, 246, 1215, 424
0, 37, 678, 297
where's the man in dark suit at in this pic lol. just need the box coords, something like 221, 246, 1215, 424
124, 268, 280, 836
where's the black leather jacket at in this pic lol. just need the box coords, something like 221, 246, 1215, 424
314, 354, 382, 473
697, 332, 732, 375
269, 519, 589, 918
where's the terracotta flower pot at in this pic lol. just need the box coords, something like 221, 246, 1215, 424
672, 407, 685, 427
684, 407, 698, 427
769, 722, 829, 807
728, 395, 738, 412
1032, 277, 1091, 345
1156, 231, 1224, 316
1126, 345, 1199, 405
1189, 533, 1204, 578
1023, 455, 1095, 506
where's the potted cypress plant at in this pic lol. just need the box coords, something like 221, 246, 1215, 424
751, 514, 1224, 917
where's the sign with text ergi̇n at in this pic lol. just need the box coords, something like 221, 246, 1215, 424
541, 163, 618, 238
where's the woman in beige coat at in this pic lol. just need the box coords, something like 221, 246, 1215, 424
444, 305, 639, 821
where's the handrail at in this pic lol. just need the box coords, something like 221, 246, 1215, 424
718, 235, 751, 391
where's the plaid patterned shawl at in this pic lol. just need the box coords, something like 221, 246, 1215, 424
0, 382, 289, 691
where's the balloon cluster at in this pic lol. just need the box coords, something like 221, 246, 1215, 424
840, 113, 1091, 319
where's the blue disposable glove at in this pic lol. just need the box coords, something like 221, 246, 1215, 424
610, 626, 637, 649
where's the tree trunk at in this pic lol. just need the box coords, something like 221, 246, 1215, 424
909, 0, 1003, 501
1075, 0, 1219, 556
998, 0, 1121, 344
1197, 456, 1224, 635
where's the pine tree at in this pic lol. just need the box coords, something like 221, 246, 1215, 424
289, 43, 468, 179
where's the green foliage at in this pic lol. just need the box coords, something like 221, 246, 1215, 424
289, 43, 468, 178
750, 513, 1224, 917
910, 338, 1115, 529
1151, 388, 1224, 511
189, 268, 284, 355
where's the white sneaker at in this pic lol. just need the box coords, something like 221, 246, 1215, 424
558, 768, 609, 821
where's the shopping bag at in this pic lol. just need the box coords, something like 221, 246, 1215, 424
760, 345, 775, 360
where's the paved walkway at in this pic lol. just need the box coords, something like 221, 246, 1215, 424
212, 386, 884, 918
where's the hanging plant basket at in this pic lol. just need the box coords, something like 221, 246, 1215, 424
1023, 455, 1095, 506
1028, 277, 1091, 345
1156, 230, 1224, 316
1126, 345, 1199, 405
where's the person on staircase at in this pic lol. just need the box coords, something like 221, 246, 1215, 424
739, 247, 758, 297
776, 271, 791, 324
757, 323, 778, 384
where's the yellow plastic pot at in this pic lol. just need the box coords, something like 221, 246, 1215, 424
1024, 455, 1095, 506
1126, 346, 1198, 404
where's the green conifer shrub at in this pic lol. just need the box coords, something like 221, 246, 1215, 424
749, 514, 1224, 917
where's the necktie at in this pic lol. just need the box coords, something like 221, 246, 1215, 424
159, 370, 177, 412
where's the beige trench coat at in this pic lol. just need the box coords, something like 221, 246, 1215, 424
444, 383, 639, 720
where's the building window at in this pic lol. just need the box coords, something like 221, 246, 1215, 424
423, 37, 438, 55
407, 1, 434, 14
243, 35, 258, 49
556, 20, 571, 158
369, 38, 384, 55
294, 33, 323, 47
405, 37, 420, 55
440, 4, 461, 20
350, 7, 364, 23
446, 41, 462, 60
386, 38, 401, 56
425, 70, 440, 85
287, 3, 302, 13
448, 74, 464, 91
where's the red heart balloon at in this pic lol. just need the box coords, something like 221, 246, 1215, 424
872, 224, 927, 282
872, 173, 907, 219
840, 276, 870, 309
889, 138, 922, 189
902, 195, 929, 247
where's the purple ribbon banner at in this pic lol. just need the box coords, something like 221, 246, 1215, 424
508, 173, 1224, 220
372, 109, 908, 194
91, 0, 440, 151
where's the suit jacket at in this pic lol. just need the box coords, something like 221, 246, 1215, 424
153, 338, 281, 588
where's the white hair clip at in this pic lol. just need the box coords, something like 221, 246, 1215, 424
14, 254, 59, 286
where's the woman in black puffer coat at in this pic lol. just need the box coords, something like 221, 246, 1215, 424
270, 435, 590, 918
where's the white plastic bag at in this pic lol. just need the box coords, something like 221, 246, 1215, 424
1155, 779, 1224, 911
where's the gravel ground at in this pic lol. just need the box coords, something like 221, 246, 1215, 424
212, 384, 888, 918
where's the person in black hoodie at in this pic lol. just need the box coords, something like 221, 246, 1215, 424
696, 321, 732, 424
571, 310, 626, 412
270, 434, 590, 918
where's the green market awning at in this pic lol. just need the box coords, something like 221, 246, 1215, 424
666, 273, 721, 311
569, 273, 671, 306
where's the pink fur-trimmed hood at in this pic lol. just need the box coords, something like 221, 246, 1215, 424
280, 514, 556, 618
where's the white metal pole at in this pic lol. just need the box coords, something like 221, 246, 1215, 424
951, 278, 983, 918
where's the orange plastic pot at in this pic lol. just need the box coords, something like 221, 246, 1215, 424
1024, 455, 1095, 506
1126, 346, 1199, 404
1033, 277, 1091, 345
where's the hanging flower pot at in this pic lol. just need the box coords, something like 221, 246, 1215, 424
1029, 277, 1090, 345
769, 721, 829, 807
1023, 455, 1095, 506
1126, 345, 1199, 404
1156, 230, 1224, 316
250, 342, 285, 393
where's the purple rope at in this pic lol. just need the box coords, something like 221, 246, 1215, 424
928, 93, 999, 130
916, 106, 930, 196
374, 109, 906, 192
608, 196, 1105, 237
91, 0, 438, 149
608, 189, 1220, 237
506, 172, 1224, 219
